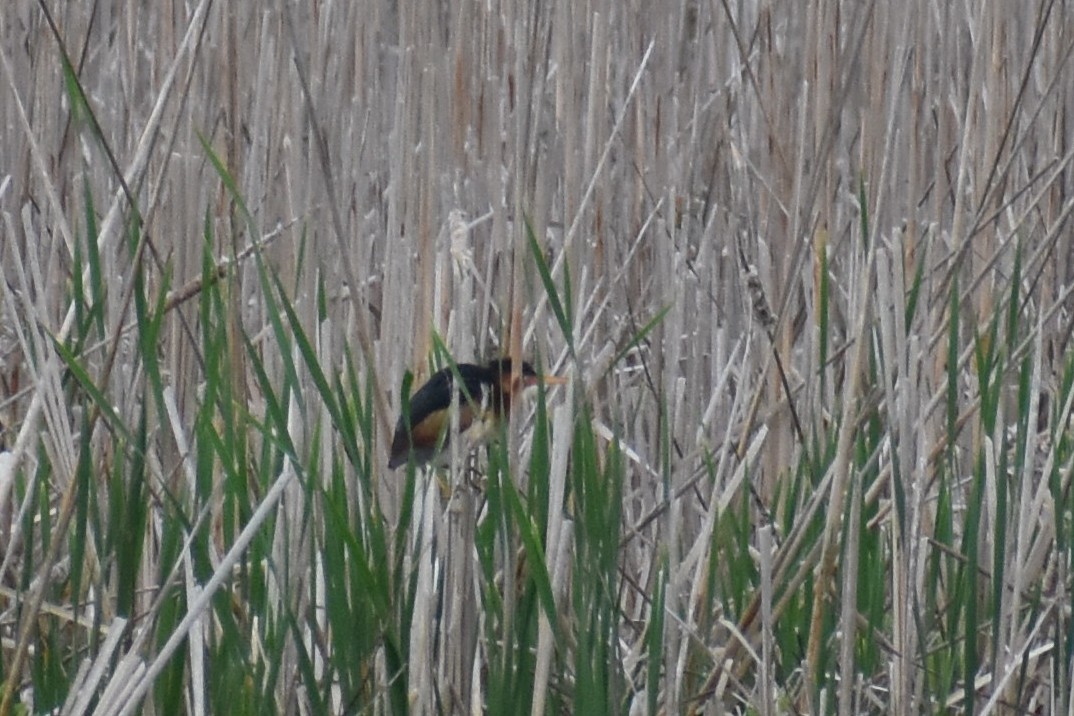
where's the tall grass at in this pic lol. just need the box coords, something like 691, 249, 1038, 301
1, 1, 1073, 714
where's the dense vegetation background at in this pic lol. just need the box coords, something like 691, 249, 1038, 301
1, 1, 1073, 713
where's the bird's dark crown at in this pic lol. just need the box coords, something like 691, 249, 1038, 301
483, 357, 537, 379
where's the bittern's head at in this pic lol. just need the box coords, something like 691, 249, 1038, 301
484, 358, 566, 396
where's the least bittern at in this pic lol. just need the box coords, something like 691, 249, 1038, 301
388, 358, 565, 470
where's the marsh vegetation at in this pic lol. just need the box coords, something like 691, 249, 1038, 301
1, 1, 1073, 713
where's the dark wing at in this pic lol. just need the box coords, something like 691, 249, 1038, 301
388, 364, 488, 468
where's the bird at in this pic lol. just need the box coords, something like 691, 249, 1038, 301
388, 357, 565, 469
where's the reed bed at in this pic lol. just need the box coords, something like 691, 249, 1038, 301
1, 1, 1073, 713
